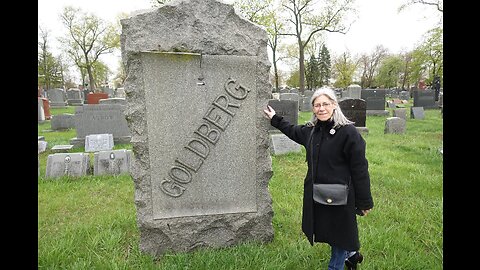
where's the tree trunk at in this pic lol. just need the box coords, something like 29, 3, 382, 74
298, 41, 305, 95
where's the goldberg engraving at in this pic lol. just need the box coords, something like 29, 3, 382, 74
160, 78, 251, 197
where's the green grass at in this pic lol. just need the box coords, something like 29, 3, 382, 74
38, 104, 443, 269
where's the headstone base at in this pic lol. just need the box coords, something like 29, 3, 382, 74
355, 127, 369, 135
366, 110, 389, 116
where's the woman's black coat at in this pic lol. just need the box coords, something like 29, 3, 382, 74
271, 114, 374, 251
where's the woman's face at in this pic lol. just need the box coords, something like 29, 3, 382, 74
312, 95, 336, 122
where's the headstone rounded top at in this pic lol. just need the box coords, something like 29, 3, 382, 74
120, 0, 267, 57
347, 84, 361, 90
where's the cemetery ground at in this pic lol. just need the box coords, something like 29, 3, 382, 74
38, 104, 443, 269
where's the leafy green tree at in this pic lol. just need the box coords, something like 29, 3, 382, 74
305, 54, 319, 90
286, 69, 300, 88
399, 0, 443, 13
318, 44, 331, 87
376, 55, 404, 88
59, 6, 120, 92
38, 27, 64, 90
358, 45, 388, 89
280, 0, 356, 94
332, 51, 357, 89
235, 0, 285, 92
419, 27, 443, 85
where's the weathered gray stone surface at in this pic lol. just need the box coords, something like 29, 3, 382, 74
384, 117, 406, 134
38, 141, 48, 154
38, 98, 45, 122
84, 133, 114, 152
121, 0, 273, 256
99, 98, 127, 105
410, 106, 425, 119
70, 104, 131, 146
45, 153, 90, 178
269, 133, 301, 155
46, 89, 67, 108
393, 108, 407, 120
51, 145, 74, 153
51, 114, 75, 130
93, 149, 132, 175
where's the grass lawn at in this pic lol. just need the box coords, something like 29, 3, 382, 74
38, 103, 443, 269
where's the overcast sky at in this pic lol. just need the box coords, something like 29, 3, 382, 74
38, 0, 442, 82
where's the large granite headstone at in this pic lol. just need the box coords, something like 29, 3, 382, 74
361, 89, 388, 116
338, 98, 368, 134
70, 104, 131, 146
413, 90, 436, 109
121, 0, 273, 256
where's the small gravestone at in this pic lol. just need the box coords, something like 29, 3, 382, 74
410, 107, 425, 119
384, 117, 406, 134
38, 98, 45, 122
392, 108, 407, 120
45, 153, 90, 178
51, 114, 75, 130
122, 0, 273, 256
38, 136, 45, 141
51, 145, 74, 153
38, 141, 48, 154
386, 101, 396, 109
94, 149, 132, 175
66, 88, 84, 106
269, 133, 301, 155
46, 89, 68, 108
84, 133, 114, 152
344, 84, 362, 99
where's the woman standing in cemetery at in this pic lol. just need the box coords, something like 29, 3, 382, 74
263, 87, 374, 270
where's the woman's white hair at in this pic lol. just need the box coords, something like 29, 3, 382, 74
308, 87, 354, 128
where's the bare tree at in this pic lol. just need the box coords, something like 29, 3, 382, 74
399, 0, 443, 13
59, 6, 120, 92
235, 0, 286, 92
358, 45, 388, 89
280, 0, 355, 94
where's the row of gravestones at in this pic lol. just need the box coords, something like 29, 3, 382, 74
38, 133, 132, 178
268, 102, 430, 156
45, 88, 126, 107
41, 149, 132, 178
39, 102, 131, 148
274, 88, 440, 113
